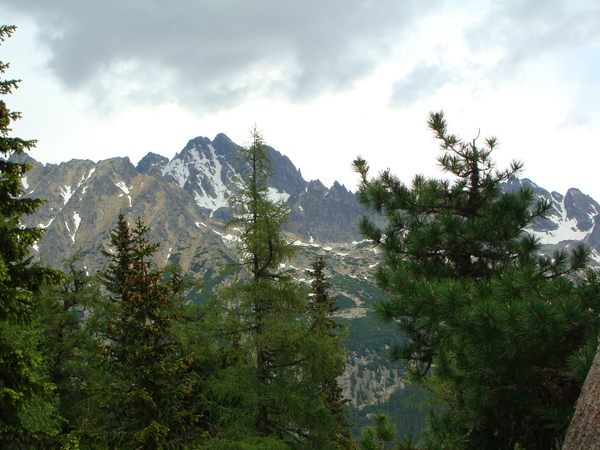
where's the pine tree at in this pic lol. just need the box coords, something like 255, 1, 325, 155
354, 112, 600, 448
90, 214, 202, 448
0, 25, 62, 444
359, 412, 396, 450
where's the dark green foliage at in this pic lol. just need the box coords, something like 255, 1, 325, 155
209, 129, 314, 443
101, 214, 134, 298
89, 214, 204, 448
352, 383, 428, 444
207, 129, 355, 448
354, 112, 550, 285
0, 25, 63, 445
203, 435, 290, 449
354, 112, 600, 449
33, 252, 101, 441
359, 412, 397, 450
306, 257, 357, 449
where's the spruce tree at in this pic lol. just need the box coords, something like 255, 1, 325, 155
305, 257, 356, 449
354, 112, 600, 448
0, 25, 62, 444
90, 214, 202, 448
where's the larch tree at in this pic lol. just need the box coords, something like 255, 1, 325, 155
0, 25, 62, 444
354, 112, 600, 449
208, 128, 349, 448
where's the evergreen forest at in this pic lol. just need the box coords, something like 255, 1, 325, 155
2, 25, 599, 449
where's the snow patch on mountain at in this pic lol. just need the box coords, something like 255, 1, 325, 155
65, 212, 82, 243
65, 212, 81, 244
164, 143, 235, 215
530, 196, 592, 244
194, 190, 229, 215
39, 218, 54, 229
115, 181, 133, 207
531, 221, 589, 244
267, 187, 290, 203
212, 229, 240, 244
83, 168, 95, 182
73, 212, 81, 233
194, 145, 231, 212
115, 181, 131, 195
60, 185, 74, 205
163, 158, 190, 188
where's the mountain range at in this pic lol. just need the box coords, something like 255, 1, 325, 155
13, 132, 600, 435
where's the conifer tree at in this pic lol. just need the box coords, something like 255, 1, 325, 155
0, 25, 62, 444
209, 129, 349, 448
306, 257, 356, 449
214, 129, 306, 441
90, 214, 202, 448
354, 112, 600, 448
34, 252, 100, 440
359, 412, 396, 450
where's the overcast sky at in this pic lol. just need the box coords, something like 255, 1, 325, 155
1, 1, 600, 200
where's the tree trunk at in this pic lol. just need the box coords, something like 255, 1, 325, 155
563, 344, 600, 449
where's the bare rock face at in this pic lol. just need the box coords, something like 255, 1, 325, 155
564, 188, 600, 233
136, 152, 169, 176
159, 134, 366, 242
19, 154, 232, 276
563, 345, 600, 449
503, 177, 600, 262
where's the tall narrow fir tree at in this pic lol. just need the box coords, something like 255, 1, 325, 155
0, 25, 62, 443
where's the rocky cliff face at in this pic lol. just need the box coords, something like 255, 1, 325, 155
16, 153, 231, 277
504, 177, 600, 260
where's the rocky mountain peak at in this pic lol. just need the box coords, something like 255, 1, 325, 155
212, 133, 239, 159
161, 135, 239, 215
502, 178, 600, 260
564, 188, 600, 232
20, 133, 600, 267
137, 152, 169, 176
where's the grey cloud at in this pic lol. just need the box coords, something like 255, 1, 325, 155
5, 0, 437, 113
389, 63, 456, 107
464, 0, 600, 81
